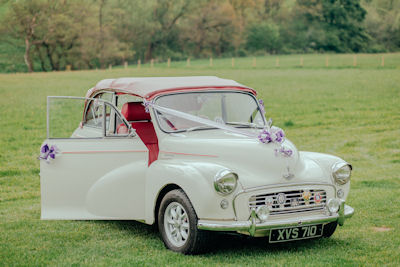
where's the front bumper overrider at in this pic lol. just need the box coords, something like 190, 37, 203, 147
198, 202, 354, 237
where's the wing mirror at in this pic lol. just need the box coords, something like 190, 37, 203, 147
128, 125, 136, 137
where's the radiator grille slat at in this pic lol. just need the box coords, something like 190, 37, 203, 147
249, 189, 327, 215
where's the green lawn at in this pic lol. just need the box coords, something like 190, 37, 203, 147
0, 54, 399, 266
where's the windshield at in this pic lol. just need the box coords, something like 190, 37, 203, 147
155, 92, 265, 132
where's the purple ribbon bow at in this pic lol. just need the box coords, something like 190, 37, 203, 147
39, 144, 59, 163
275, 146, 293, 157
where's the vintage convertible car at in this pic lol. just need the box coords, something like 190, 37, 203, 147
40, 76, 354, 254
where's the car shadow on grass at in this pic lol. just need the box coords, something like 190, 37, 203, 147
204, 232, 347, 255
96, 220, 349, 254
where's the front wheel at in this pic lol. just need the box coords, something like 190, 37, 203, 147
323, 221, 338, 237
158, 189, 208, 254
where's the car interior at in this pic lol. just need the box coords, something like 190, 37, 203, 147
118, 102, 159, 165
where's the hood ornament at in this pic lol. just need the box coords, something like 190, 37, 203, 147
283, 166, 294, 180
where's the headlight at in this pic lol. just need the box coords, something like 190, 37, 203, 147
214, 169, 238, 195
327, 198, 340, 213
332, 162, 352, 185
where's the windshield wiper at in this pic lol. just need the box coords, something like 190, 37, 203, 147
226, 122, 263, 128
185, 125, 215, 132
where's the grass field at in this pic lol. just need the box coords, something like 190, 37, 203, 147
0, 54, 399, 266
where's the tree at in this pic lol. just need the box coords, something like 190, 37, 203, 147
363, 0, 400, 51
2, 0, 48, 72
180, 0, 240, 57
295, 0, 369, 52
246, 22, 281, 53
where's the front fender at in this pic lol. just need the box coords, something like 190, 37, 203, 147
145, 160, 239, 224
301, 151, 351, 200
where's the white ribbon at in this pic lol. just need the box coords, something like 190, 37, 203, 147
151, 103, 259, 138
144, 99, 292, 155
144, 99, 294, 178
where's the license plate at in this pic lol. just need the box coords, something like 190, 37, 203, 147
269, 224, 324, 243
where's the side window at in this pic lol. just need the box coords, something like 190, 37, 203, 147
48, 97, 87, 138
105, 103, 131, 137
86, 99, 105, 128
85, 93, 113, 128
117, 94, 142, 112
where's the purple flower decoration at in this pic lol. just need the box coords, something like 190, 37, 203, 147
258, 129, 272, 144
258, 126, 285, 145
275, 146, 293, 157
39, 144, 60, 163
258, 99, 265, 115
142, 99, 153, 113
272, 128, 285, 143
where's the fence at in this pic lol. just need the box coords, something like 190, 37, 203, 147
106, 53, 400, 70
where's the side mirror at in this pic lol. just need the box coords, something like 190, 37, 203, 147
128, 125, 136, 137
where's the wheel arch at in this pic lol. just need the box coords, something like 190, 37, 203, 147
153, 183, 184, 225
145, 160, 237, 224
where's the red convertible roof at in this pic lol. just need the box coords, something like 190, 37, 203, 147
86, 76, 256, 100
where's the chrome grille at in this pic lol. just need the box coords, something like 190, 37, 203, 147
249, 189, 327, 215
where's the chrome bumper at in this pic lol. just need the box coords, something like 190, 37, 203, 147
198, 203, 354, 237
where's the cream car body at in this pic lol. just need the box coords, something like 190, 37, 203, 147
40, 76, 354, 253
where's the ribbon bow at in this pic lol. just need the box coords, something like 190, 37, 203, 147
39, 144, 60, 163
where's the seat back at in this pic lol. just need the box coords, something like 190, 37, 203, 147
121, 102, 159, 165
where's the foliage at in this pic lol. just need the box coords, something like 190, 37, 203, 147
0, 0, 399, 72
362, 0, 400, 51
246, 22, 281, 54
294, 0, 369, 52
0, 55, 399, 265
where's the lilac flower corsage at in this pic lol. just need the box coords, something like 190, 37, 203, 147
258, 126, 293, 158
39, 144, 60, 163
258, 126, 285, 144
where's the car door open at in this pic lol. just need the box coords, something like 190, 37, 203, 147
40, 96, 148, 220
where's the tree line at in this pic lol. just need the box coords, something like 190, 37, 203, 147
0, 0, 399, 72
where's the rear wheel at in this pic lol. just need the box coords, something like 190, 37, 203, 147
158, 189, 208, 254
323, 221, 338, 237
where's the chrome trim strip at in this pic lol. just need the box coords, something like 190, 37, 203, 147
198, 214, 339, 233
238, 182, 336, 194
198, 204, 354, 236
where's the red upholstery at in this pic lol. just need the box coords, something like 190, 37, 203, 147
121, 102, 151, 121
120, 102, 159, 165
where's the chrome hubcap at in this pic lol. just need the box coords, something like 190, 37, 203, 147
164, 202, 189, 247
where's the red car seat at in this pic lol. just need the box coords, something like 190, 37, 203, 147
120, 102, 159, 165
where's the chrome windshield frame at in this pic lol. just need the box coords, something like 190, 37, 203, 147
152, 91, 266, 134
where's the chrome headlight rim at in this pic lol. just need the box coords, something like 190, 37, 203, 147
214, 169, 238, 196
332, 162, 352, 185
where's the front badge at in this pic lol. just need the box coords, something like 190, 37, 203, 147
302, 190, 311, 205
314, 192, 322, 204
277, 193, 286, 206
